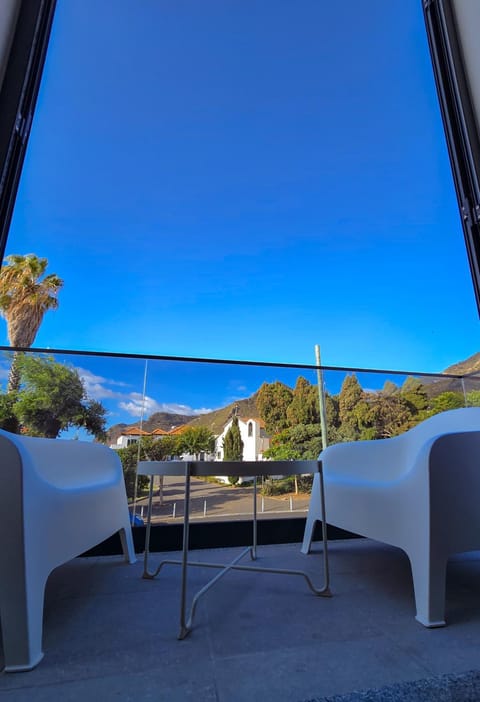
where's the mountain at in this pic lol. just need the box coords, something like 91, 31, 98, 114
443, 352, 480, 376
105, 395, 260, 445
106, 411, 195, 446
420, 351, 480, 398
183, 393, 260, 435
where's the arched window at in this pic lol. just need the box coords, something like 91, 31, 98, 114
248, 422, 253, 437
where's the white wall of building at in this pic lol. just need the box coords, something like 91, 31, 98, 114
215, 417, 269, 462
213, 417, 270, 483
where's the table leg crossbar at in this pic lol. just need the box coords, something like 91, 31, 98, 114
142, 463, 331, 639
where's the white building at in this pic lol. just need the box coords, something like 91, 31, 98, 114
110, 419, 272, 482
214, 416, 270, 483
110, 426, 151, 449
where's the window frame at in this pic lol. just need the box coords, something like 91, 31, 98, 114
423, 0, 480, 314
0, 0, 57, 264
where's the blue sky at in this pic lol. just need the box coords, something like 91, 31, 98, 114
3, 0, 480, 426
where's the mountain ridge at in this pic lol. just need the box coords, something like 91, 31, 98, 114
443, 351, 480, 376
106, 352, 480, 443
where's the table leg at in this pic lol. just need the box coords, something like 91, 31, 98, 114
179, 463, 192, 639
142, 476, 155, 578
317, 460, 330, 593
141, 461, 330, 641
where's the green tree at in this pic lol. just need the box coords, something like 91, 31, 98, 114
324, 392, 341, 443
286, 376, 319, 426
466, 389, 480, 407
382, 380, 399, 396
338, 374, 363, 418
117, 435, 179, 500
338, 374, 364, 440
0, 392, 18, 432
359, 393, 415, 439
141, 434, 179, 461
429, 391, 464, 414
256, 381, 293, 434
222, 415, 244, 484
177, 425, 215, 459
223, 415, 244, 461
140, 434, 180, 503
117, 443, 149, 499
263, 440, 300, 460
264, 423, 322, 460
0, 254, 63, 393
401, 376, 428, 412
10, 354, 106, 439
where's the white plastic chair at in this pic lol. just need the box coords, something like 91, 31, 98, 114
0, 429, 136, 672
302, 407, 480, 627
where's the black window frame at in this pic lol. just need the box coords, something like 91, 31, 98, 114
423, 0, 480, 314
0, 0, 57, 264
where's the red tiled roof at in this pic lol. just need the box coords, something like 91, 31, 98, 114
167, 425, 189, 435
122, 427, 150, 436
119, 424, 190, 438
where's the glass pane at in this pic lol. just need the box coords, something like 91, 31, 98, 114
1, 348, 471, 527
2, 0, 478, 370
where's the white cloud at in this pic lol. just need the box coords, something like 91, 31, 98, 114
118, 393, 213, 419
118, 393, 162, 418
0, 358, 217, 419
74, 365, 214, 420
77, 367, 128, 400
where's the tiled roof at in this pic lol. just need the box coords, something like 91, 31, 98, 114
168, 425, 189, 435
119, 424, 189, 438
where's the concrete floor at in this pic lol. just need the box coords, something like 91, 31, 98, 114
1, 539, 480, 701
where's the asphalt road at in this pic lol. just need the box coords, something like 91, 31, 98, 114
132, 475, 310, 524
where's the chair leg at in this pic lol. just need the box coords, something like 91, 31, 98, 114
409, 551, 447, 627
1, 567, 46, 672
119, 524, 136, 564
301, 473, 321, 554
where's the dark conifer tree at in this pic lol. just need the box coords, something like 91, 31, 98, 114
223, 415, 244, 461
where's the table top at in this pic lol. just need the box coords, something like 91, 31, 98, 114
137, 459, 321, 477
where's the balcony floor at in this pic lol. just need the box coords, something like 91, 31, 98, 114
1, 539, 480, 701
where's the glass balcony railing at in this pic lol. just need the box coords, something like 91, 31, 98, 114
1, 344, 479, 539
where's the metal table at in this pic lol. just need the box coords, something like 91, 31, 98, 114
137, 460, 330, 639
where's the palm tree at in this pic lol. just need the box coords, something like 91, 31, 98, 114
0, 254, 63, 392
